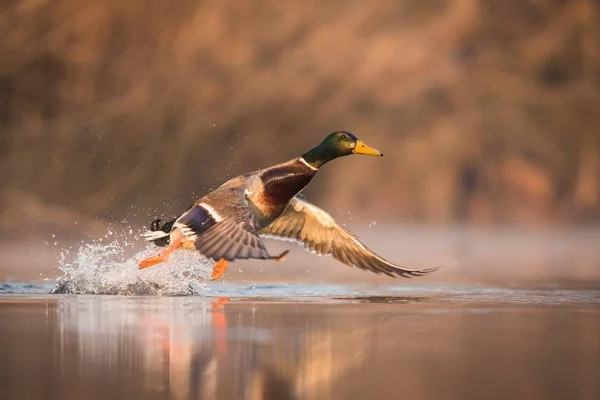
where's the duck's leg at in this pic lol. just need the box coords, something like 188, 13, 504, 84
211, 259, 230, 280
139, 235, 182, 269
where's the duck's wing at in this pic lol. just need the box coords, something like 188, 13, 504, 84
174, 185, 288, 262
259, 196, 439, 278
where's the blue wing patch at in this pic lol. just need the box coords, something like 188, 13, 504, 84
176, 205, 218, 237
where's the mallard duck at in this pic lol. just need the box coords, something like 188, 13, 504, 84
139, 131, 439, 280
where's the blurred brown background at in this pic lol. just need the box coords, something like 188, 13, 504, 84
3, 0, 600, 232
1, 0, 600, 284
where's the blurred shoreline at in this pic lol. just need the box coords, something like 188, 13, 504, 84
2, 223, 598, 288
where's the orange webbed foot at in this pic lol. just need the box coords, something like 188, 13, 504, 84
138, 255, 169, 269
138, 236, 182, 269
211, 259, 229, 280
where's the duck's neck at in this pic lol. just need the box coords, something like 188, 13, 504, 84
301, 143, 340, 169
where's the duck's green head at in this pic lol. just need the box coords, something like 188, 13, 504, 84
301, 131, 383, 169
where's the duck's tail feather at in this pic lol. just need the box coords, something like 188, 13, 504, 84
142, 230, 170, 241
142, 218, 176, 247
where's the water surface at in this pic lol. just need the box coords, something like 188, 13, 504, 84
1, 284, 598, 400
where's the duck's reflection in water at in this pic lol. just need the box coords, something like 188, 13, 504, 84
2, 293, 598, 399
55, 296, 374, 399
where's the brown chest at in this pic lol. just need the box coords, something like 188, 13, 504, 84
246, 162, 316, 222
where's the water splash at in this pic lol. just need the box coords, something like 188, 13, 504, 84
52, 227, 213, 296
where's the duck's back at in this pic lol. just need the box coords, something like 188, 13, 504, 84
195, 158, 316, 229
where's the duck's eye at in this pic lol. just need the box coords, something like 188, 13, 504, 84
340, 134, 347, 140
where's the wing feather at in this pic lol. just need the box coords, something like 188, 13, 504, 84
175, 185, 286, 262
259, 197, 439, 278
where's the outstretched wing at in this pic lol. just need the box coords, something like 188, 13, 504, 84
259, 196, 439, 278
174, 185, 287, 262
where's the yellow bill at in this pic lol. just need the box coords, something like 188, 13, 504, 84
353, 140, 383, 156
